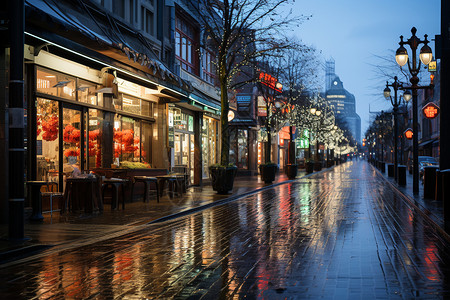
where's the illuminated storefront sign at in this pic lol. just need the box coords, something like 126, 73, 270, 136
404, 128, 413, 140
258, 71, 282, 92
422, 102, 440, 119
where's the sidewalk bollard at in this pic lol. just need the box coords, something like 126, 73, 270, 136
387, 164, 394, 177
423, 166, 439, 199
436, 170, 442, 201
441, 169, 450, 233
398, 165, 407, 186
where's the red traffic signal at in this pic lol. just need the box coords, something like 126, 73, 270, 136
422, 102, 440, 119
404, 128, 413, 140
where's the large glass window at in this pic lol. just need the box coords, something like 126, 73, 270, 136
113, 115, 141, 165
36, 98, 59, 182
202, 116, 218, 178
62, 107, 82, 172
37, 68, 76, 101
237, 129, 248, 169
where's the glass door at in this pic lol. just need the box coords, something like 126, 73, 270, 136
62, 104, 85, 174
36, 98, 60, 183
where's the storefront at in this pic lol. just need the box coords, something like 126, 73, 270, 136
30, 62, 162, 194
229, 93, 258, 175
169, 105, 195, 184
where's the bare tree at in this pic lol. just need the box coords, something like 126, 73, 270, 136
186, 0, 307, 165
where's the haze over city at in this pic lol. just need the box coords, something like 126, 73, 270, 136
292, 0, 440, 136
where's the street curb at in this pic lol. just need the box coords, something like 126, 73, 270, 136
371, 164, 450, 244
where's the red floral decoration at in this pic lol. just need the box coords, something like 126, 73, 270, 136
64, 148, 80, 157
63, 125, 80, 144
41, 115, 59, 141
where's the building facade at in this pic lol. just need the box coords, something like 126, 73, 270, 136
325, 76, 361, 143
0, 0, 222, 222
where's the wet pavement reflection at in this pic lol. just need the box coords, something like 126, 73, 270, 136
2, 161, 450, 299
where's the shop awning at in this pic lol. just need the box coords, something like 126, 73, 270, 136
230, 116, 257, 126
419, 138, 437, 148
188, 93, 221, 111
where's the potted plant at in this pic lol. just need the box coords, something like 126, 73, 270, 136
284, 126, 298, 179
259, 162, 278, 184
285, 163, 298, 179
209, 164, 238, 194
306, 160, 314, 174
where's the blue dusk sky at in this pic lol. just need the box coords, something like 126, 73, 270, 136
289, 0, 440, 137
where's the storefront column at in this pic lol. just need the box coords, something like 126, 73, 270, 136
0, 48, 8, 222
193, 111, 202, 186
8, 0, 25, 239
152, 103, 169, 169
248, 130, 257, 175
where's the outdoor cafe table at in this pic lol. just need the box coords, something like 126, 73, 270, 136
155, 174, 185, 198
102, 178, 129, 210
64, 177, 102, 213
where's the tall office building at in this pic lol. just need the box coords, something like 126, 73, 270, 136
325, 76, 361, 143
325, 58, 336, 92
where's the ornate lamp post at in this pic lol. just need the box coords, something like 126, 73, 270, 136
395, 27, 433, 195
384, 76, 411, 182
310, 107, 322, 162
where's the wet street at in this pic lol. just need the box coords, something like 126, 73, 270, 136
2, 160, 450, 299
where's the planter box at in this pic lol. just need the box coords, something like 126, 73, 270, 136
314, 161, 322, 171
306, 161, 314, 174
209, 166, 238, 194
285, 164, 298, 179
259, 164, 278, 184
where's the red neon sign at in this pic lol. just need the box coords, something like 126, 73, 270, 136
422, 102, 440, 119
259, 72, 282, 92
404, 128, 413, 140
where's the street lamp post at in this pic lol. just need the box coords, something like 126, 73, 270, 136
384, 76, 411, 182
395, 27, 433, 195
310, 107, 322, 163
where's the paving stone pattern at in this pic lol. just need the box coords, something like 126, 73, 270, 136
1, 161, 450, 299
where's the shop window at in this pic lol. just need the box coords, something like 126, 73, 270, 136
122, 95, 141, 115
202, 116, 218, 178
237, 129, 248, 169
36, 98, 59, 182
37, 68, 76, 101
77, 79, 101, 105
114, 116, 145, 166
62, 108, 82, 172
87, 109, 103, 169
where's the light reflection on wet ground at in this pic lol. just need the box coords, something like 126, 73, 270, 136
2, 161, 450, 299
